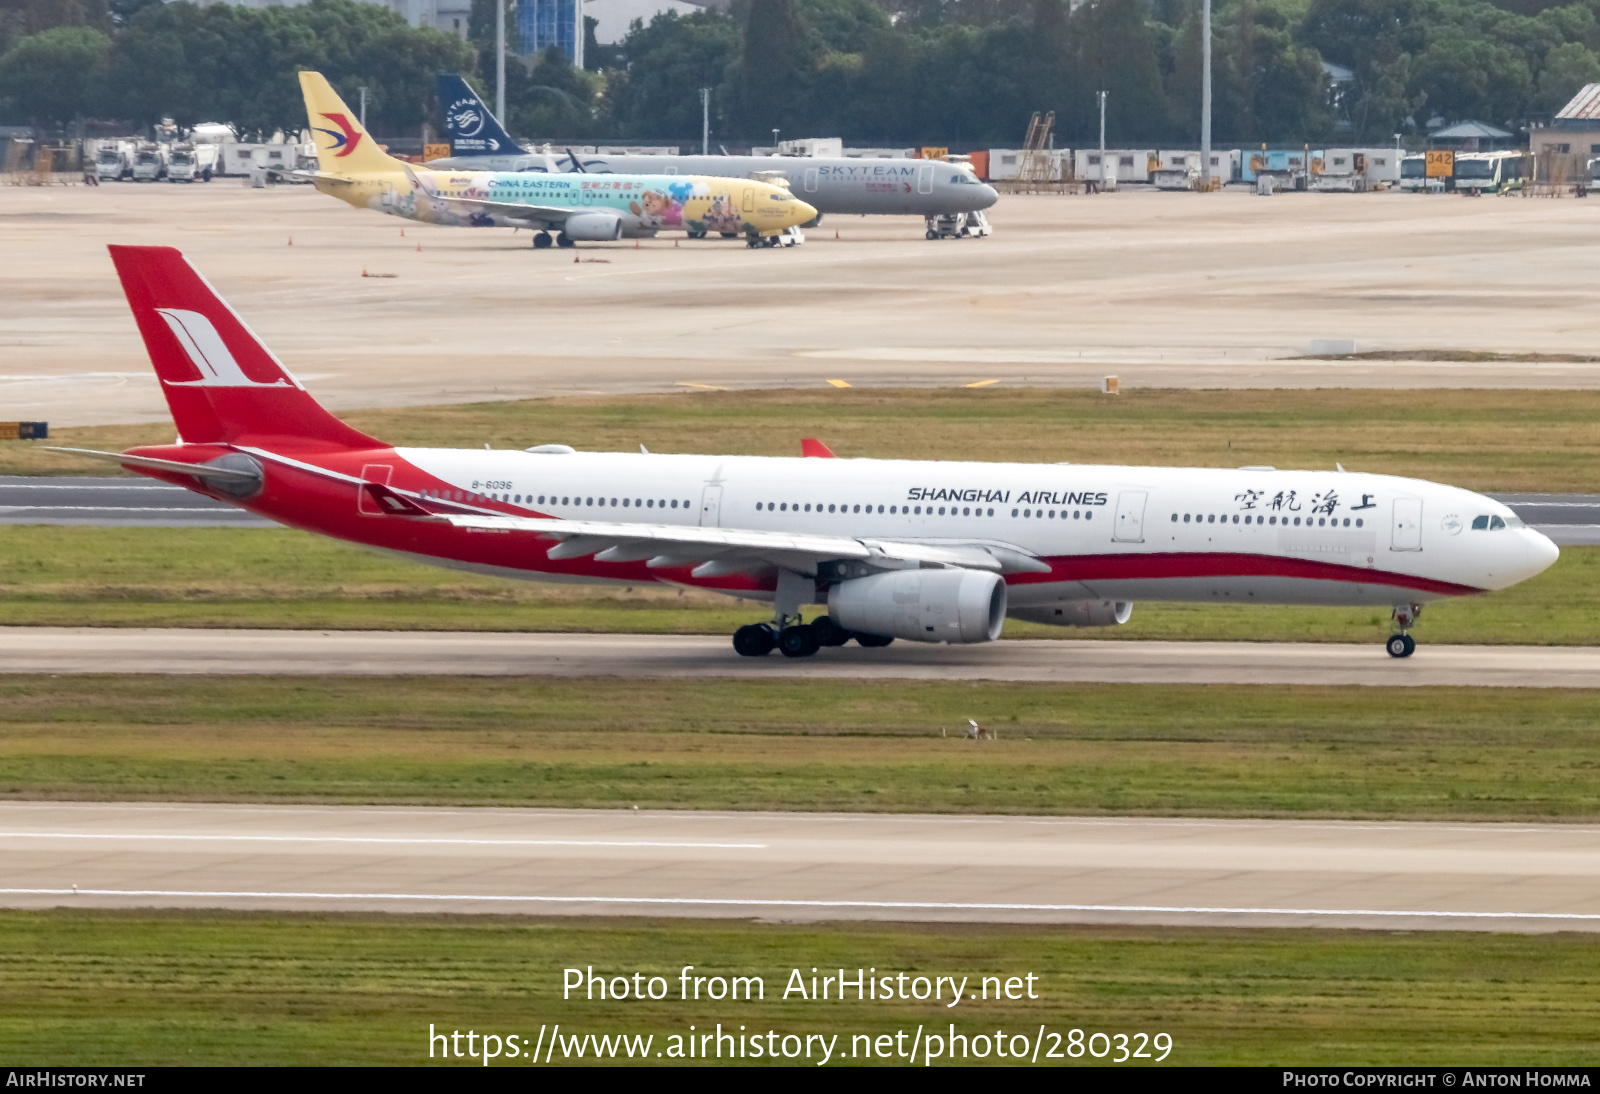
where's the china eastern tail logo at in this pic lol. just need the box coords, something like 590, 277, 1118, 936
313, 111, 362, 157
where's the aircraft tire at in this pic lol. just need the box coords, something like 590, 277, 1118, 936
778, 625, 821, 658
811, 616, 852, 647
1386, 634, 1415, 658
533, 232, 553, 249
557, 233, 576, 249
733, 623, 776, 657
855, 633, 894, 648
926, 229, 939, 240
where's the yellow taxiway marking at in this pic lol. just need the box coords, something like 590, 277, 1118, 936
826, 379, 852, 388
964, 379, 1001, 388
676, 382, 727, 391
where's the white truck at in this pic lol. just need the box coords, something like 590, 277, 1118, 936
93, 140, 134, 181
166, 142, 218, 182
1310, 149, 1367, 192
130, 142, 167, 181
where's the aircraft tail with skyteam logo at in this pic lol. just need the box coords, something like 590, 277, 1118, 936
298, 72, 815, 247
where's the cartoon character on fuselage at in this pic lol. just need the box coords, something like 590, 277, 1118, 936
297, 72, 814, 246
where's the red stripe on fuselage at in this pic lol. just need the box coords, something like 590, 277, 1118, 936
1022, 552, 1482, 598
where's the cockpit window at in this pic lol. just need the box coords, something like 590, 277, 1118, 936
1504, 514, 1524, 528
1489, 515, 1506, 530
1471, 515, 1489, 530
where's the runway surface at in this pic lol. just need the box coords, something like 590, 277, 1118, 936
3, 476, 1595, 543
0, 626, 1595, 686
2, 801, 1595, 931
0, 476, 272, 526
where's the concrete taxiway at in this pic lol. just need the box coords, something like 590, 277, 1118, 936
1, 801, 1595, 931
11, 186, 1600, 428
0, 627, 1595, 686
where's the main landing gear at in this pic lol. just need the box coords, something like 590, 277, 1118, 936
732, 616, 894, 658
532, 231, 553, 249
1386, 603, 1422, 658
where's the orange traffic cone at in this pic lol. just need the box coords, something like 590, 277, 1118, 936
288, 235, 293, 246
573, 252, 579, 264
634, 240, 640, 250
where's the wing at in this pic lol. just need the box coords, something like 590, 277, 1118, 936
443, 197, 574, 227
436, 512, 1049, 580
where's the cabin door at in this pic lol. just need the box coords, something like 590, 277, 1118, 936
1113, 490, 1147, 543
1391, 497, 1423, 551
916, 163, 934, 194
699, 485, 723, 527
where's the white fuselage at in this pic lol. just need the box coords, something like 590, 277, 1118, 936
392, 449, 1557, 607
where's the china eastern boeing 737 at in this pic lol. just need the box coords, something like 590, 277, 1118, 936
299, 72, 813, 246
427, 74, 998, 238
61, 246, 1557, 659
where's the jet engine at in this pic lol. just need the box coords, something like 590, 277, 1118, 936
561, 212, 623, 241
1007, 600, 1133, 627
827, 568, 1006, 644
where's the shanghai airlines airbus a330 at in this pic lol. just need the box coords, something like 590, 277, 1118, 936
63, 247, 1557, 659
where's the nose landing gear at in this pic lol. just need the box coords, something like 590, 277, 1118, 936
1386, 603, 1422, 658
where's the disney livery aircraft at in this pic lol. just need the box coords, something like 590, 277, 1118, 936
64, 247, 1557, 659
299, 72, 813, 247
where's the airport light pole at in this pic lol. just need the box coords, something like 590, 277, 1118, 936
1200, 0, 1212, 188
1097, 90, 1106, 155
772, 128, 780, 152
358, 86, 368, 133
701, 88, 710, 155
496, 0, 507, 125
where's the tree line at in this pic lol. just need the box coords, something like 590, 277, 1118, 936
5, 0, 1600, 146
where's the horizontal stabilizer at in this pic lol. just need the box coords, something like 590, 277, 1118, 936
46, 447, 260, 483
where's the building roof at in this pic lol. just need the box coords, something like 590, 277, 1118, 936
1557, 83, 1600, 120
1428, 120, 1513, 140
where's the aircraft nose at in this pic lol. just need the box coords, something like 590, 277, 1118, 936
1525, 528, 1560, 577
976, 184, 999, 209
791, 198, 817, 225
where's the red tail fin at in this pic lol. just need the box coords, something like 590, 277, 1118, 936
108, 245, 381, 449
801, 438, 836, 458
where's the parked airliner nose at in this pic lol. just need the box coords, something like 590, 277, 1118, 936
791, 198, 818, 225
976, 184, 999, 209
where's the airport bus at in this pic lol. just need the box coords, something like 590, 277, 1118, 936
1452, 151, 1524, 194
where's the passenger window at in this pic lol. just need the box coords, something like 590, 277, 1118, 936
1471, 515, 1489, 530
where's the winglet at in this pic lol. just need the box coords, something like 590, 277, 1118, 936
801, 438, 836, 458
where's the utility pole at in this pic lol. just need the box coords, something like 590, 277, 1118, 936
700, 88, 710, 155
1098, 90, 1106, 155
496, 0, 507, 124
358, 86, 368, 132
1200, 0, 1212, 188
772, 127, 780, 151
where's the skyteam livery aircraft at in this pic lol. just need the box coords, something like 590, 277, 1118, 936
299, 72, 814, 247
59, 247, 1558, 660
429, 74, 998, 238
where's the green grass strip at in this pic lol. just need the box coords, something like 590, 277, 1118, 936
0, 911, 1596, 1065
3, 676, 1598, 819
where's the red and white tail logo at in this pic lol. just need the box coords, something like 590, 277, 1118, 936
109, 245, 379, 450
155, 309, 295, 389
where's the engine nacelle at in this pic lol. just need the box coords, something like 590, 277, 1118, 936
562, 212, 623, 241
1008, 600, 1133, 627
828, 568, 1006, 644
